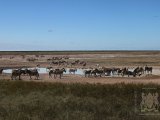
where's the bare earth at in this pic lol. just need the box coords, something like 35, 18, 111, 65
0, 51, 160, 84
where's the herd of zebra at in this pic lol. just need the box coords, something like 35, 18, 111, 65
0, 68, 64, 80
0, 65, 153, 80
10, 68, 66, 80
83, 66, 152, 77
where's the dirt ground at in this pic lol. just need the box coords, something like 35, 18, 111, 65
0, 51, 160, 84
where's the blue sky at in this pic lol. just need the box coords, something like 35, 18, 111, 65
0, 0, 160, 50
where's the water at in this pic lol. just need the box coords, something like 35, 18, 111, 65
3, 69, 12, 74
3, 68, 84, 75
37, 68, 84, 75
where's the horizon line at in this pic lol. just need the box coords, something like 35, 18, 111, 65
0, 50, 160, 52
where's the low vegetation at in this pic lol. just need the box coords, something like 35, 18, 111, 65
0, 80, 160, 120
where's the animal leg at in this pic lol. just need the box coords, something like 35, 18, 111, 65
11, 75, 13, 80
54, 74, 56, 79
19, 75, 21, 80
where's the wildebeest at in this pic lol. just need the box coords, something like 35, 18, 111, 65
79, 61, 87, 68
52, 61, 59, 65
63, 56, 69, 59
47, 58, 52, 62
82, 62, 86, 68
69, 68, 77, 74
145, 65, 152, 74
58, 60, 67, 66
71, 62, 76, 66
79, 61, 85, 65
27, 58, 38, 62
49, 68, 66, 79
11, 69, 26, 80
25, 69, 39, 80
52, 57, 62, 60
75, 60, 80, 64
46, 66, 53, 70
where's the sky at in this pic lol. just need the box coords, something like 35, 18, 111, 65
0, 0, 160, 51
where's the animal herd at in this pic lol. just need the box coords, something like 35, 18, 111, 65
50, 60, 87, 67
0, 65, 153, 80
84, 66, 152, 78
11, 69, 39, 80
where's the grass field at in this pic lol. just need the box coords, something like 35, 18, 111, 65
0, 80, 160, 120
1, 51, 160, 67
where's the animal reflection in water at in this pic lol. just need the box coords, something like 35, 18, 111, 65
49, 68, 66, 79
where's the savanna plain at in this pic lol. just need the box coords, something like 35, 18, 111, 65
0, 51, 160, 120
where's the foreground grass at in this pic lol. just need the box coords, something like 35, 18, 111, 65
0, 80, 160, 120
